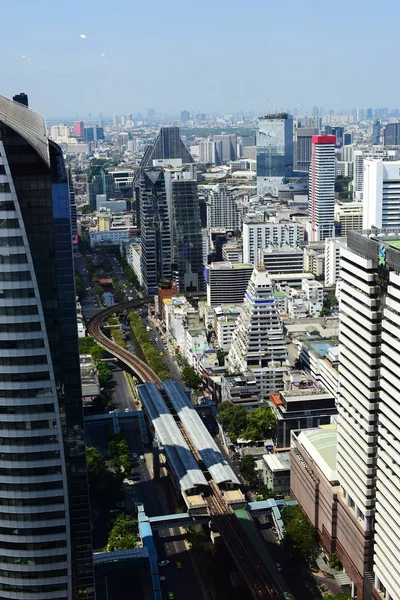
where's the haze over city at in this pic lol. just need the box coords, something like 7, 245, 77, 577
2, 0, 400, 116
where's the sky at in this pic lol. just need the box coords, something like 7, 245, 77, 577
2, 0, 400, 118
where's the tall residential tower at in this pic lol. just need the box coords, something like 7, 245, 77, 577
308, 135, 336, 241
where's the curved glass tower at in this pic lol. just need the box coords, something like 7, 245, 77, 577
0, 95, 94, 599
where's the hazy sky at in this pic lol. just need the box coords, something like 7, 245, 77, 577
2, 0, 400, 118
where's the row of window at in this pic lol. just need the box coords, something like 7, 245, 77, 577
0, 236, 23, 247
0, 219, 19, 229
0, 495, 63, 507
0, 402, 53, 414
0, 554, 67, 565
0, 387, 51, 399
0, 287, 34, 298
0, 568, 67, 579
0, 201, 14, 211
0, 253, 27, 265
0, 306, 38, 316
0, 511, 65, 523
0, 419, 55, 430
0, 582, 67, 593
0, 183, 10, 193
0, 372, 49, 382
0, 540, 66, 551
0, 271, 31, 281
0, 339, 44, 350
0, 465, 61, 476
0, 322, 41, 334
0, 435, 58, 446
0, 355, 47, 367
0, 481, 63, 492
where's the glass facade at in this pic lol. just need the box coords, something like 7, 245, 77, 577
0, 96, 94, 599
256, 113, 294, 196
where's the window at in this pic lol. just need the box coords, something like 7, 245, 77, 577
0, 322, 41, 333
0, 183, 10, 193
0, 236, 23, 246
0, 254, 27, 265
0, 339, 44, 349
0, 306, 38, 316
0, 271, 31, 281
0, 219, 19, 229
0, 201, 14, 211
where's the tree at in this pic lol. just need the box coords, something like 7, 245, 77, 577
108, 433, 132, 475
105, 512, 137, 551
239, 455, 257, 485
327, 594, 351, 600
216, 350, 228, 366
75, 274, 86, 301
244, 405, 276, 441
257, 484, 275, 500
281, 505, 318, 562
319, 307, 332, 317
181, 364, 202, 390
217, 401, 247, 441
86, 446, 107, 479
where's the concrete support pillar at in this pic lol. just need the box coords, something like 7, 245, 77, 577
152, 440, 160, 482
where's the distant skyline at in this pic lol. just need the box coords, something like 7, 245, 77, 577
3, 0, 400, 118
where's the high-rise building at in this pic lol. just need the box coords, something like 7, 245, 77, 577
242, 214, 304, 264
181, 110, 190, 122
147, 108, 155, 118
137, 168, 172, 295
308, 135, 336, 241
117, 131, 129, 152
112, 114, 119, 127
84, 126, 104, 142
12, 92, 29, 106
207, 184, 241, 231
363, 160, 400, 230
141, 127, 193, 167
87, 165, 121, 209
372, 120, 381, 145
383, 122, 400, 146
0, 95, 94, 598
324, 237, 346, 286
338, 230, 400, 600
325, 125, 344, 147
294, 125, 318, 172
256, 113, 294, 197
226, 267, 288, 399
366, 108, 373, 120
334, 201, 363, 236
199, 140, 217, 164
165, 169, 204, 291
214, 134, 237, 162
73, 120, 84, 138
343, 132, 352, 146
205, 262, 253, 306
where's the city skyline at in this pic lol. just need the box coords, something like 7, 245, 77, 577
3, 0, 400, 116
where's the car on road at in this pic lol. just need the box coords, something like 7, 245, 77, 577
125, 408, 130, 412
276, 562, 283, 571
159, 352, 164, 356
139, 455, 145, 463
168, 593, 174, 600
158, 560, 170, 567
175, 561, 182, 569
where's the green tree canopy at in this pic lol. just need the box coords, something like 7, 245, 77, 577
181, 364, 202, 390
239, 454, 257, 486
75, 273, 86, 301
281, 505, 318, 562
244, 405, 276, 440
105, 512, 137, 552
217, 401, 247, 441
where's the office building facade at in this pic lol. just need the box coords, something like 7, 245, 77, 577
214, 134, 237, 162
242, 214, 304, 264
0, 95, 94, 599
294, 125, 318, 172
256, 113, 294, 197
73, 120, 84, 138
363, 160, 400, 230
137, 168, 172, 295
166, 171, 204, 291
308, 135, 336, 241
205, 262, 253, 306
383, 122, 400, 146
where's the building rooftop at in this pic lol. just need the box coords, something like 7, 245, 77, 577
296, 427, 338, 483
208, 261, 253, 271
263, 452, 291, 472
302, 339, 336, 359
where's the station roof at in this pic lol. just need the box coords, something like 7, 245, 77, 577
137, 383, 208, 492
163, 380, 240, 485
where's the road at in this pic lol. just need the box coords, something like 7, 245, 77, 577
111, 368, 137, 411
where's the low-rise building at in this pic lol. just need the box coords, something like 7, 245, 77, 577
262, 452, 291, 497
335, 202, 363, 236
302, 279, 324, 314
126, 242, 143, 286
214, 305, 241, 351
221, 374, 259, 407
258, 246, 305, 274
299, 340, 339, 401
80, 354, 100, 406
270, 371, 337, 448
304, 242, 325, 278
270, 272, 315, 289
222, 241, 243, 263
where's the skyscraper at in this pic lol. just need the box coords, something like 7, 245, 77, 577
180, 110, 190, 122
165, 169, 204, 291
0, 95, 94, 598
137, 168, 172, 294
207, 184, 241, 231
73, 120, 84, 138
256, 113, 294, 197
338, 230, 400, 600
214, 134, 237, 162
141, 127, 193, 167
294, 125, 318, 172
308, 135, 336, 241
372, 120, 381, 145
226, 267, 288, 399
383, 122, 400, 146
363, 160, 400, 230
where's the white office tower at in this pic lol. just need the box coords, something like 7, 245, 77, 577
243, 213, 304, 264
353, 150, 364, 200
308, 135, 336, 241
207, 184, 240, 230
338, 231, 400, 600
226, 267, 288, 399
324, 237, 346, 286
363, 160, 400, 230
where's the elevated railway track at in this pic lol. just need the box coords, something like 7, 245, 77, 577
87, 301, 283, 599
